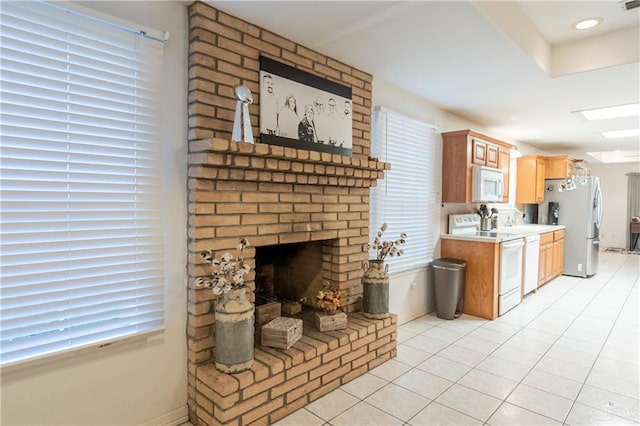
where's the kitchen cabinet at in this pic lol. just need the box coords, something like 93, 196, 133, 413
498, 147, 510, 203
552, 230, 564, 278
472, 138, 499, 168
545, 155, 576, 179
442, 129, 515, 203
538, 230, 564, 286
538, 231, 554, 287
440, 238, 500, 320
516, 155, 546, 204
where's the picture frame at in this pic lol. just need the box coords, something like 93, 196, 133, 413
259, 56, 353, 157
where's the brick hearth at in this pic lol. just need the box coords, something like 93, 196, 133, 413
186, 2, 398, 425
194, 314, 397, 425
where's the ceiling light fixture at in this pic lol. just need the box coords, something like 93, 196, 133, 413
572, 17, 603, 30
576, 103, 640, 120
601, 129, 640, 139
587, 150, 640, 163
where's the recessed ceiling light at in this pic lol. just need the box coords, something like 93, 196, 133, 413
601, 129, 640, 139
572, 17, 603, 30
576, 103, 640, 120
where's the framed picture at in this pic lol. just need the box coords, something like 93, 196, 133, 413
259, 56, 353, 157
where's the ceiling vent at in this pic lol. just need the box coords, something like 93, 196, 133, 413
621, 0, 640, 11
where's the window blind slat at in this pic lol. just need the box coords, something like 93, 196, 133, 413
0, 1, 166, 366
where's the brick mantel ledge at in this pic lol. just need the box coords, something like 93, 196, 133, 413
188, 138, 391, 187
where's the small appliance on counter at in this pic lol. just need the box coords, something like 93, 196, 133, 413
547, 202, 560, 225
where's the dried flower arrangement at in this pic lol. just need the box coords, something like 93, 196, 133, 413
316, 282, 343, 314
367, 223, 407, 261
196, 237, 251, 296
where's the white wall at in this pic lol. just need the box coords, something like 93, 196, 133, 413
1, 3, 189, 425
589, 162, 640, 249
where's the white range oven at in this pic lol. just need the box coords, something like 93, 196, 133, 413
449, 213, 524, 316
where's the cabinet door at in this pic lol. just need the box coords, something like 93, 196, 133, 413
545, 157, 575, 179
472, 139, 487, 166
517, 156, 545, 204
538, 233, 554, 286
441, 133, 470, 203
544, 243, 554, 282
486, 144, 499, 168
552, 240, 560, 278
553, 239, 564, 276
535, 158, 546, 203
538, 244, 546, 286
498, 148, 510, 202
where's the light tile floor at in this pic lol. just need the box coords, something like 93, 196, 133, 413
275, 251, 639, 426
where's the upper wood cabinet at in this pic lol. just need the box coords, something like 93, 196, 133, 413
442, 130, 514, 203
516, 155, 546, 204
545, 155, 576, 179
497, 147, 510, 203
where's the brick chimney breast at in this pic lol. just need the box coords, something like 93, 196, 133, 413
186, 3, 395, 425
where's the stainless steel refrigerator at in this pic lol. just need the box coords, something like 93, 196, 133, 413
541, 176, 603, 277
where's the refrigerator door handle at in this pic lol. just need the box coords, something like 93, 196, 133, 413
596, 187, 603, 227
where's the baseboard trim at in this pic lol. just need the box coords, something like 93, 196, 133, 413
140, 405, 189, 426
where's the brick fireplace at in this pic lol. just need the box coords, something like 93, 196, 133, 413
186, 3, 398, 425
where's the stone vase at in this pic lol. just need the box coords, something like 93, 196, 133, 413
362, 260, 390, 319
214, 287, 254, 373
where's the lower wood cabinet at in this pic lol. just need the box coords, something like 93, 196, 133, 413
538, 230, 564, 287
538, 232, 553, 287
440, 238, 500, 320
552, 230, 564, 278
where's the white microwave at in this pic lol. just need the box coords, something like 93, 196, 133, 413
472, 165, 504, 202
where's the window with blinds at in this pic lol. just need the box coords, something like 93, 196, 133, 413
370, 108, 438, 273
0, 1, 166, 366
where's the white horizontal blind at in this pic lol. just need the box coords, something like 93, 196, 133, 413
0, 1, 165, 365
370, 108, 437, 273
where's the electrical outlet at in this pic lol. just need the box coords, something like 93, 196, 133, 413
578, 263, 583, 272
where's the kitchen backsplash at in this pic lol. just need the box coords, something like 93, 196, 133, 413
440, 202, 526, 233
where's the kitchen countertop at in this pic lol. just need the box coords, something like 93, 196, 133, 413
495, 224, 565, 235
440, 224, 565, 243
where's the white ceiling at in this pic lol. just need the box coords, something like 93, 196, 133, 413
209, 0, 640, 164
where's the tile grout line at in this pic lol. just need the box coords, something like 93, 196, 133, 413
493, 268, 637, 425
560, 255, 640, 425
469, 278, 588, 424
393, 283, 576, 425
321, 253, 637, 426
412, 272, 609, 423
484, 253, 633, 424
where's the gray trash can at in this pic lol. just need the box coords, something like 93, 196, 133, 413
432, 258, 467, 320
